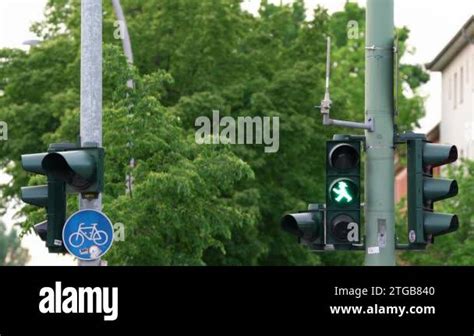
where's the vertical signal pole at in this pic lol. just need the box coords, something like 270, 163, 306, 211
364, 0, 396, 266
79, 0, 103, 266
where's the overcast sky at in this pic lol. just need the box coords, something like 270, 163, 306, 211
0, 0, 473, 265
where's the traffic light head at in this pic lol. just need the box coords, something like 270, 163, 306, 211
20, 143, 105, 253
21, 156, 67, 253
326, 138, 361, 245
281, 204, 325, 249
407, 136, 459, 247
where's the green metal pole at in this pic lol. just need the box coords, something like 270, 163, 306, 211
364, 0, 396, 266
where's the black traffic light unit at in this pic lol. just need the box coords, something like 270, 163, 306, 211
21, 142, 105, 253
326, 136, 362, 247
281, 203, 325, 250
21, 145, 71, 253
407, 134, 459, 248
281, 136, 362, 251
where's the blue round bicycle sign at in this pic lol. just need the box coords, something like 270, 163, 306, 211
63, 209, 114, 261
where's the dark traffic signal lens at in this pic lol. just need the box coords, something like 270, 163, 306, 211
331, 214, 355, 242
329, 144, 359, 170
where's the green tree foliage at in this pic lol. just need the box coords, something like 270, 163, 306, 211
0, 1, 428, 265
0, 221, 30, 266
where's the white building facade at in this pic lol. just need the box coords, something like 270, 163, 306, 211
427, 16, 474, 158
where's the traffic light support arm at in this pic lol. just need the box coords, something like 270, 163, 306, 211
322, 112, 375, 132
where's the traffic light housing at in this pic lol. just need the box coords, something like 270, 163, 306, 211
326, 137, 361, 246
281, 204, 325, 250
407, 135, 459, 248
20, 143, 105, 253
21, 148, 68, 253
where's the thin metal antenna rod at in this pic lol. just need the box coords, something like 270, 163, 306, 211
317, 36, 374, 132
325, 37, 331, 92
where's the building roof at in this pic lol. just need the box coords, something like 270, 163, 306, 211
426, 15, 474, 72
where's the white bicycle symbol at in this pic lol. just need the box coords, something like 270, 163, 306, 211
68, 223, 109, 248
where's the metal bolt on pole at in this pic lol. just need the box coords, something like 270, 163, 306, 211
364, 0, 396, 266
79, 0, 103, 267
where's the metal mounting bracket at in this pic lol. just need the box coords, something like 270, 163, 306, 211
316, 37, 375, 132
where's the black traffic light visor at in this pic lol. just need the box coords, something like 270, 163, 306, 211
33, 221, 48, 242
21, 185, 48, 207
423, 144, 458, 167
281, 212, 321, 242
423, 177, 458, 203
281, 211, 322, 242
21, 153, 47, 175
281, 214, 304, 238
42, 151, 96, 191
424, 213, 459, 237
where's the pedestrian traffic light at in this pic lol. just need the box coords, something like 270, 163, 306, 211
281, 204, 325, 250
326, 137, 361, 246
21, 147, 68, 253
41, 144, 104, 195
407, 136, 459, 247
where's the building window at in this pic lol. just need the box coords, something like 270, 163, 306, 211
460, 67, 464, 104
454, 72, 457, 109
